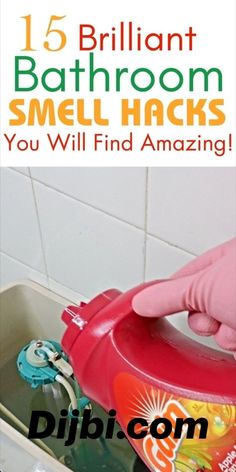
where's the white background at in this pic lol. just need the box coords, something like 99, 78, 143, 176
0, 0, 235, 166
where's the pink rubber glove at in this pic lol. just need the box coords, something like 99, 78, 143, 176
132, 238, 236, 358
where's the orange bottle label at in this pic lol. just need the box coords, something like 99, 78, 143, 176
114, 373, 236, 471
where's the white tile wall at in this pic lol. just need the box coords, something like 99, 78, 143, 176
0, 169, 45, 272
148, 168, 236, 254
0, 252, 47, 288
34, 181, 145, 297
1, 167, 236, 309
48, 279, 88, 304
30, 168, 146, 228
11, 167, 30, 176
145, 235, 194, 281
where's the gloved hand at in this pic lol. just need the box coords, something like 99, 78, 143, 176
132, 238, 236, 358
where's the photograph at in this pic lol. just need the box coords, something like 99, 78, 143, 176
0, 1, 235, 472
1, 167, 236, 472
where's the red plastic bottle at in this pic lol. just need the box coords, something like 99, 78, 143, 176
61, 282, 236, 472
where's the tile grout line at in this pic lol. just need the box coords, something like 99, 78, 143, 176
143, 167, 149, 281
29, 168, 50, 286
0, 247, 88, 301
146, 233, 197, 257
0, 249, 46, 275
47, 278, 88, 301
9, 167, 197, 257
10, 168, 145, 232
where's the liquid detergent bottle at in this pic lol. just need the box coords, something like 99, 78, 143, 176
61, 281, 236, 472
